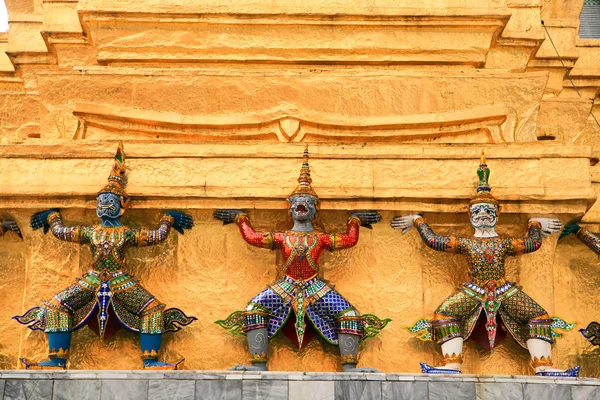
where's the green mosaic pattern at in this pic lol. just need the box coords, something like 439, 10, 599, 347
407, 316, 575, 341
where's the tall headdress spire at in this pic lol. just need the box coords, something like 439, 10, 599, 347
98, 142, 131, 210
289, 145, 319, 203
469, 150, 499, 207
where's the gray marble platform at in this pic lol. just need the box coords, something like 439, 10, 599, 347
0, 370, 598, 400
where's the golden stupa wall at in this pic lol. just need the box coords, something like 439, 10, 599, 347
0, 0, 600, 376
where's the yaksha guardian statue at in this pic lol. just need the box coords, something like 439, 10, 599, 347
215, 147, 390, 372
15, 143, 196, 370
392, 152, 580, 377
561, 221, 600, 346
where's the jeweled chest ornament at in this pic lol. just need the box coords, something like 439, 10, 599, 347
92, 228, 125, 258
288, 235, 310, 260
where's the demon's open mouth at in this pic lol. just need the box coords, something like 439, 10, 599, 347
98, 204, 117, 211
294, 203, 309, 215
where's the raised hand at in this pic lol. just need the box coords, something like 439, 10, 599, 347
164, 211, 194, 234
560, 220, 582, 240
30, 209, 59, 234
391, 214, 422, 234
213, 209, 245, 226
2, 220, 22, 239
529, 217, 562, 237
350, 211, 382, 230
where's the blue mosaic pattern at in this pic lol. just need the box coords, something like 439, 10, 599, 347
247, 279, 355, 344
97, 282, 112, 338
307, 290, 354, 344
248, 287, 291, 338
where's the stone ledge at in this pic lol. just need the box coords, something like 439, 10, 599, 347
0, 371, 598, 400
0, 141, 592, 159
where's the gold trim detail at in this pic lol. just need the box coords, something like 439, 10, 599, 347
47, 212, 62, 225
340, 354, 359, 365
414, 217, 427, 227
235, 213, 249, 224
49, 348, 69, 359
262, 232, 275, 250
160, 215, 175, 225
141, 349, 159, 360
532, 356, 553, 368
348, 216, 361, 224
251, 352, 268, 363
443, 352, 463, 364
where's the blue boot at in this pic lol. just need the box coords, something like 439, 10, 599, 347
21, 332, 71, 370
536, 366, 581, 377
420, 362, 461, 375
140, 333, 184, 370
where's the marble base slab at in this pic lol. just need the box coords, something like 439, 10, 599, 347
0, 371, 598, 400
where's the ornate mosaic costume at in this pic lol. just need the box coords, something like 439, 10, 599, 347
15, 143, 195, 369
397, 152, 578, 377
217, 148, 389, 370
416, 218, 552, 350
16, 213, 194, 338
233, 214, 379, 346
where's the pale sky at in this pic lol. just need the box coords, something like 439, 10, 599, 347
0, 1, 8, 32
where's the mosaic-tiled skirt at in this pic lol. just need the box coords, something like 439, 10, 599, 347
14, 270, 195, 335
217, 275, 390, 345
432, 281, 552, 348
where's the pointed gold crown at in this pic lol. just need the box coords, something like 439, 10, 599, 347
98, 142, 131, 210
289, 146, 319, 203
469, 150, 499, 208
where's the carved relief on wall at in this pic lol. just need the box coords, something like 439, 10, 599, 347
73, 103, 538, 143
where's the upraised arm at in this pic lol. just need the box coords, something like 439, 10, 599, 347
324, 215, 360, 252
508, 219, 544, 255
560, 220, 600, 255
323, 211, 381, 252
576, 227, 600, 255
392, 215, 459, 253
31, 210, 89, 244
508, 217, 561, 256
128, 211, 193, 247
214, 209, 282, 250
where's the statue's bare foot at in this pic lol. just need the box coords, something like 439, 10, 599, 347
343, 366, 381, 373
229, 364, 268, 371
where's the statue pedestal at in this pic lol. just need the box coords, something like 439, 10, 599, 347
0, 370, 597, 400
